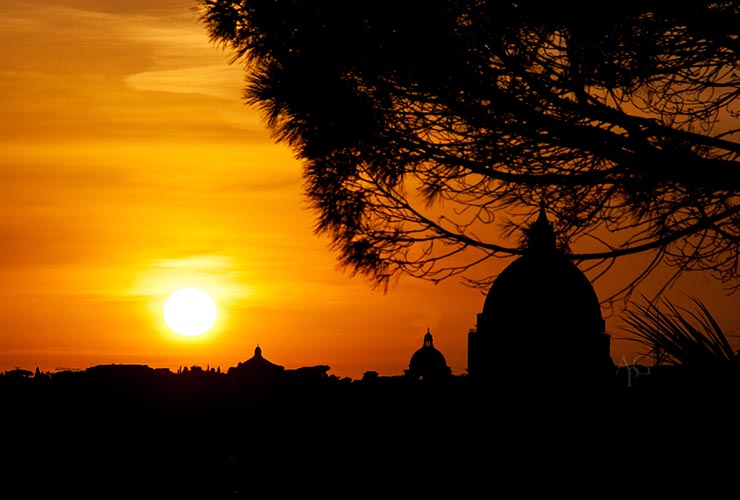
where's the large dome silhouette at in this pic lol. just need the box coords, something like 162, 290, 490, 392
481, 249, 605, 340
468, 208, 614, 382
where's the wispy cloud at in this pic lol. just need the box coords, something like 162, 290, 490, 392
125, 64, 243, 99
0, 2, 243, 98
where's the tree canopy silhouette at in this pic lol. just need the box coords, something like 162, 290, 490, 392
199, 0, 740, 300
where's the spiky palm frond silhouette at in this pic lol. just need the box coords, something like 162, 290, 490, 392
621, 295, 739, 368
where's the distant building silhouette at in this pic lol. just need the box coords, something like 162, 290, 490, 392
405, 328, 452, 381
468, 207, 614, 385
227, 344, 285, 380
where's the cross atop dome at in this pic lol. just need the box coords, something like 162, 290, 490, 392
525, 204, 557, 254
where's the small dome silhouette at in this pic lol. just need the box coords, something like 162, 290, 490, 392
227, 344, 284, 380
406, 329, 452, 380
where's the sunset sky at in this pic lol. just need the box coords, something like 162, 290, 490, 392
2, 0, 739, 380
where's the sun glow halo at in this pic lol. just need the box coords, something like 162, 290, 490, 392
163, 288, 218, 337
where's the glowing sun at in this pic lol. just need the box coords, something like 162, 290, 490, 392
163, 288, 218, 336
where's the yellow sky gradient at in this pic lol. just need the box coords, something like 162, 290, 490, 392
2, 0, 738, 379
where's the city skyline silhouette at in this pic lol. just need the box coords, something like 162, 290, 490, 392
3, 0, 740, 382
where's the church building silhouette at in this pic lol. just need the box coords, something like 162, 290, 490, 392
404, 328, 452, 381
467, 207, 615, 385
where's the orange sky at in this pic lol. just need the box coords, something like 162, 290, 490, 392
1, 0, 739, 380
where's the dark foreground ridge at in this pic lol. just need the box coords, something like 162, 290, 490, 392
2, 361, 739, 499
